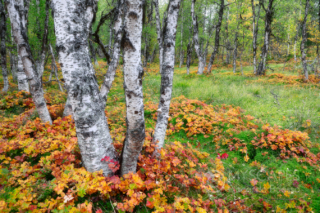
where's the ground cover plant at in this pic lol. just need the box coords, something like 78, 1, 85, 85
1, 60, 320, 212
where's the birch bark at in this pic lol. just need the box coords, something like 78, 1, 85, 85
179, 3, 183, 68
120, 0, 145, 176
52, 0, 116, 176
100, 0, 123, 104
153, 0, 181, 152
38, 0, 50, 79
154, 0, 163, 74
6, 0, 52, 124
0, 0, 9, 92
207, 0, 224, 73
225, 7, 230, 64
17, 54, 29, 91
301, 0, 310, 81
251, 0, 261, 74
191, 0, 205, 74
256, 0, 274, 76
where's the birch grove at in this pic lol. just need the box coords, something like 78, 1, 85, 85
1, 0, 319, 180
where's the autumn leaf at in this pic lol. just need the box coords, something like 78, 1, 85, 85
250, 179, 258, 186
264, 182, 271, 191
283, 190, 290, 197
172, 157, 181, 166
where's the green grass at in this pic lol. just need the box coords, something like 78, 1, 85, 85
142, 64, 320, 144
1, 60, 320, 212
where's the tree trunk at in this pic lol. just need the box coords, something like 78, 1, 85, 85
301, 0, 310, 81
52, 0, 116, 176
225, 7, 230, 64
256, 0, 274, 76
150, 44, 157, 63
109, 27, 113, 57
186, 41, 192, 74
153, 0, 181, 152
0, 0, 9, 92
17, 54, 29, 91
191, 0, 205, 74
38, 0, 50, 79
179, 3, 184, 68
154, 0, 164, 74
233, 4, 241, 74
10, 52, 17, 81
120, 0, 145, 176
252, 0, 261, 74
6, 0, 52, 124
89, 38, 98, 66
207, 0, 224, 73
233, 33, 238, 73
49, 44, 63, 91
100, 0, 123, 105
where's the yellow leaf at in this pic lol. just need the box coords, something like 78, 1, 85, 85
283, 191, 290, 197
264, 182, 271, 190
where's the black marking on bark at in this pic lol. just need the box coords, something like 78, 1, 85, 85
128, 11, 138, 19
56, 45, 66, 53
81, 131, 94, 139
121, 31, 135, 51
38, 102, 46, 108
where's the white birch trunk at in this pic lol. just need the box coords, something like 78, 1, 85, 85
179, 3, 183, 68
154, 0, 163, 74
52, 0, 116, 176
153, 0, 181, 152
301, 0, 310, 81
256, 0, 274, 76
100, 0, 123, 104
120, 0, 145, 176
191, 0, 205, 75
252, 0, 261, 75
6, 0, 52, 124
207, 0, 224, 73
0, 0, 9, 92
17, 53, 29, 91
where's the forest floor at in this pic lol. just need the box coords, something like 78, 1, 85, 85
0, 60, 320, 212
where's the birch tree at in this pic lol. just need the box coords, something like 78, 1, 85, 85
120, 0, 145, 175
256, 0, 274, 76
153, 0, 181, 152
301, 0, 310, 81
100, 0, 124, 104
52, 0, 116, 176
251, 0, 261, 74
0, 0, 9, 92
154, 0, 164, 74
6, 0, 52, 124
191, 0, 205, 75
207, 0, 225, 73
38, 0, 50, 79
